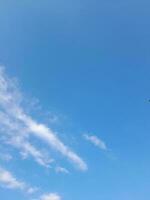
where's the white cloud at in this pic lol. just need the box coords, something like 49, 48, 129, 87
40, 193, 61, 200
0, 66, 87, 171
0, 167, 62, 200
0, 167, 25, 190
11, 137, 54, 168
0, 111, 53, 168
55, 166, 69, 174
21, 118, 87, 171
83, 134, 107, 151
0, 167, 38, 195
27, 187, 38, 194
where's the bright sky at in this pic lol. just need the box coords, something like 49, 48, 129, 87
0, 1, 150, 200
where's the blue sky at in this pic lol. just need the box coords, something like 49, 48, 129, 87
0, 0, 150, 200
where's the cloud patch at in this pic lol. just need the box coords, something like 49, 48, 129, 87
83, 134, 107, 151
55, 166, 69, 174
40, 193, 61, 200
0, 167, 25, 190
0, 66, 87, 171
0, 167, 37, 194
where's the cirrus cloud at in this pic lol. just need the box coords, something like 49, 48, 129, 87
0, 66, 87, 171
83, 134, 107, 151
40, 193, 61, 200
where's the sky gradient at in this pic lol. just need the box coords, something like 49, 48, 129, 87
0, 1, 150, 200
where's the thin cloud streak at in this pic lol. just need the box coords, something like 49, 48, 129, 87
0, 167, 37, 194
0, 110, 53, 168
55, 166, 69, 174
83, 134, 107, 151
40, 193, 62, 200
0, 66, 87, 171
0, 167, 25, 190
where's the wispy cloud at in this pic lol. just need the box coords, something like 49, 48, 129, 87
0, 66, 87, 171
83, 134, 107, 151
40, 193, 61, 200
0, 110, 53, 168
12, 138, 54, 168
0, 167, 37, 194
0, 167, 25, 190
0, 167, 64, 200
55, 166, 69, 174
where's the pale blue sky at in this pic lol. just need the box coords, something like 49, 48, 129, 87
0, 1, 150, 200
